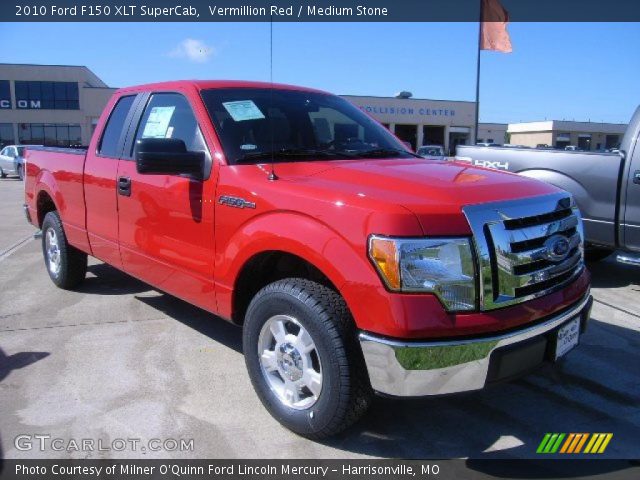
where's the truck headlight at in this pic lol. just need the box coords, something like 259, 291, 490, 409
368, 236, 477, 311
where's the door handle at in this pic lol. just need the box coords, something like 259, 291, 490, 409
117, 176, 131, 196
634, 170, 640, 185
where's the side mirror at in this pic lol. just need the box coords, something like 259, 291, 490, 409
135, 138, 204, 179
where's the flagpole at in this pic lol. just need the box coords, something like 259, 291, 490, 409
474, 0, 483, 144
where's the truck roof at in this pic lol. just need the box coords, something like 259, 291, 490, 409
115, 80, 328, 95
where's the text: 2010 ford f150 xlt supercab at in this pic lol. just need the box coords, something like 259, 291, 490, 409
24, 81, 592, 438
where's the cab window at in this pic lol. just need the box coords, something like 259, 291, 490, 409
131, 93, 208, 157
98, 95, 135, 158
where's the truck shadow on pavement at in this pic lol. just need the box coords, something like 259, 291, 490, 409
587, 257, 640, 290
0, 348, 49, 383
80, 262, 243, 352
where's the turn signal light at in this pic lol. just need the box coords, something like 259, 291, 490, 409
369, 237, 401, 290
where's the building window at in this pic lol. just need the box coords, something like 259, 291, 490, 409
15, 81, 79, 110
605, 135, 620, 149
18, 124, 82, 147
0, 81, 11, 109
0, 123, 14, 148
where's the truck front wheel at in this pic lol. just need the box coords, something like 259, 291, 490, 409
243, 278, 372, 438
41, 211, 87, 289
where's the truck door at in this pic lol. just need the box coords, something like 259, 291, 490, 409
84, 94, 139, 268
116, 92, 217, 312
623, 140, 640, 251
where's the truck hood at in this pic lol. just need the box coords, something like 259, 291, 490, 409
276, 158, 560, 235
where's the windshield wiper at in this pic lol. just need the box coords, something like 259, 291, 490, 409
236, 148, 356, 164
355, 148, 422, 159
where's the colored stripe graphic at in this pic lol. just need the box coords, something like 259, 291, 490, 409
538, 433, 612, 454
560, 433, 575, 453
584, 434, 599, 453
597, 434, 613, 453
585, 433, 614, 454
537, 433, 552, 453
574, 433, 589, 453
537, 433, 565, 453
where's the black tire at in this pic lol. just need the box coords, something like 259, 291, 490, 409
0, 168, 6, 178
17, 164, 24, 181
243, 278, 372, 438
585, 246, 614, 263
41, 211, 87, 289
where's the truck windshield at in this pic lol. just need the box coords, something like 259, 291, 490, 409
200, 88, 416, 165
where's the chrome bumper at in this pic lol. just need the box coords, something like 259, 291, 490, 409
359, 294, 592, 397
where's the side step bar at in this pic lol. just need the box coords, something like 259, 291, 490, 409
617, 254, 640, 266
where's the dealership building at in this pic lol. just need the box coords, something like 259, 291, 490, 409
507, 120, 627, 150
341, 94, 482, 154
10, 63, 599, 155
0, 63, 116, 148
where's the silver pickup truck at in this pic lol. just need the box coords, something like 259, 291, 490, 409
456, 106, 640, 264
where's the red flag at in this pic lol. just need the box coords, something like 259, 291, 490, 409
481, 0, 513, 53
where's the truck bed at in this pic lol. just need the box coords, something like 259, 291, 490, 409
24, 146, 89, 251
455, 145, 625, 248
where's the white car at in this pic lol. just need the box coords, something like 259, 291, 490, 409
0, 145, 39, 180
416, 145, 446, 161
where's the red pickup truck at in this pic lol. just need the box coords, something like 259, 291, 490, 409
24, 80, 592, 438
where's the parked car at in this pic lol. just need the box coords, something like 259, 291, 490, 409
564, 145, 580, 151
0, 145, 39, 180
24, 80, 592, 438
416, 144, 446, 160
456, 105, 640, 264
476, 142, 501, 147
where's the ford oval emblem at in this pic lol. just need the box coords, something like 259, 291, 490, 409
543, 234, 571, 262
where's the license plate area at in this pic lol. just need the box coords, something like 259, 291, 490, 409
554, 317, 580, 360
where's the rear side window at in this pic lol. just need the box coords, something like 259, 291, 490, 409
98, 95, 135, 157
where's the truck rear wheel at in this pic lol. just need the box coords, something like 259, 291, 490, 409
41, 211, 87, 289
243, 278, 372, 438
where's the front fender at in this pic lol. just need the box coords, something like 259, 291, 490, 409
215, 211, 380, 327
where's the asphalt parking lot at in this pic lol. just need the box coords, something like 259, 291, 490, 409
1, 176, 639, 462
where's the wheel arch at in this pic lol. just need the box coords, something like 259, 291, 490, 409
219, 212, 377, 327
36, 188, 58, 227
231, 250, 341, 325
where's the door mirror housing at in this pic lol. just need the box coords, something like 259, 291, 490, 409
135, 138, 204, 179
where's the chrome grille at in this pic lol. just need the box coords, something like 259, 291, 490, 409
463, 192, 585, 310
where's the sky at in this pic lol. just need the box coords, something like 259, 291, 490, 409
1, 21, 639, 124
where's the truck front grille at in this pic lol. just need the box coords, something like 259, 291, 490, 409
463, 192, 585, 310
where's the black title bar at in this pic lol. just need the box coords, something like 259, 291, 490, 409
0, 459, 638, 480
4, 0, 640, 22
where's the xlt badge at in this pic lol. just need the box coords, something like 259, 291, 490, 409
218, 195, 256, 209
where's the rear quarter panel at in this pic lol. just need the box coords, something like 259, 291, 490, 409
25, 148, 89, 252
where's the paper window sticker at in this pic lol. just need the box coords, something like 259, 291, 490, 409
222, 100, 265, 122
142, 106, 176, 138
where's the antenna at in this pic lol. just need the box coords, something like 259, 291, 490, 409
268, 17, 278, 181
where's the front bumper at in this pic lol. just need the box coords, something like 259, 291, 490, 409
359, 293, 592, 396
